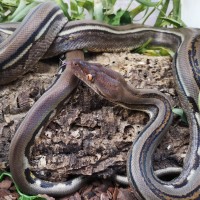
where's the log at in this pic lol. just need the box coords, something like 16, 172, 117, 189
0, 52, 188, 184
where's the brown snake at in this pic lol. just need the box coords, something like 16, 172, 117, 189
0, 1, 200, 199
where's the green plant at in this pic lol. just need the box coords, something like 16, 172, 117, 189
0, 0, 184, 27
0, 171, 46, 200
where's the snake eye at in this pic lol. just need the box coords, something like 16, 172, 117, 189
87, 74, 94, 82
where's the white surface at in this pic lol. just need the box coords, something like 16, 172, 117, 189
181, 0, 200, 28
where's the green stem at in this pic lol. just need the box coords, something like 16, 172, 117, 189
154, 0, 169, 27
142, 0, 162, 24
173, 0, 181, 20
126, 0, 133, 11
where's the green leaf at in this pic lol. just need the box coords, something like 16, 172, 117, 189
7, 0, 27, 20
134, 38, 174, 56
142, 0, 162, 24
54, 0, 70, 19
102, 0, 116, 10
172, 0, 181, 21
105, 9, 131, 25
148, 46, 174, 57
0, 0, 17, 22
18, 196, 45, 200
9, 1, 39, 22
154, 0, 169, 27
143, 49, 162, 56
70, 0, 85, 20
70, 0, 79, 17
136, 0, 160, 7
77, 0, 94, 16
172, 108, 188, 125
134, 38, 152, 53
0, 172, 46, 200
93, 0, 103, 21
0, 0, 18, 6
160, 16, 186, 28
129, 4, 146, 19
0, 171, 12, 180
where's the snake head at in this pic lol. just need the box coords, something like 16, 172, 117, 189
69, 59, 126, 102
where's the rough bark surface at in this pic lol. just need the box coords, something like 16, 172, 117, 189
0, 52, 189, 199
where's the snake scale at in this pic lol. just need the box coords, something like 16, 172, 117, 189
0, 1, 200, 199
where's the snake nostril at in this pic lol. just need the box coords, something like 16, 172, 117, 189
71, 61, 77, 67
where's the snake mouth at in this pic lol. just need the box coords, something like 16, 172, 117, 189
95, 87, 106, 99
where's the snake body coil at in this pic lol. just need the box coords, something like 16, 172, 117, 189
0, 1, 200, 199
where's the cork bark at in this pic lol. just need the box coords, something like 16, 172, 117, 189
0, 52, 189, 198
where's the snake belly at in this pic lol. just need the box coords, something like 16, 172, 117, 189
1, 0, 200, 199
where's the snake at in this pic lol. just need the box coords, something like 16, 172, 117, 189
0, 0, 200, 199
